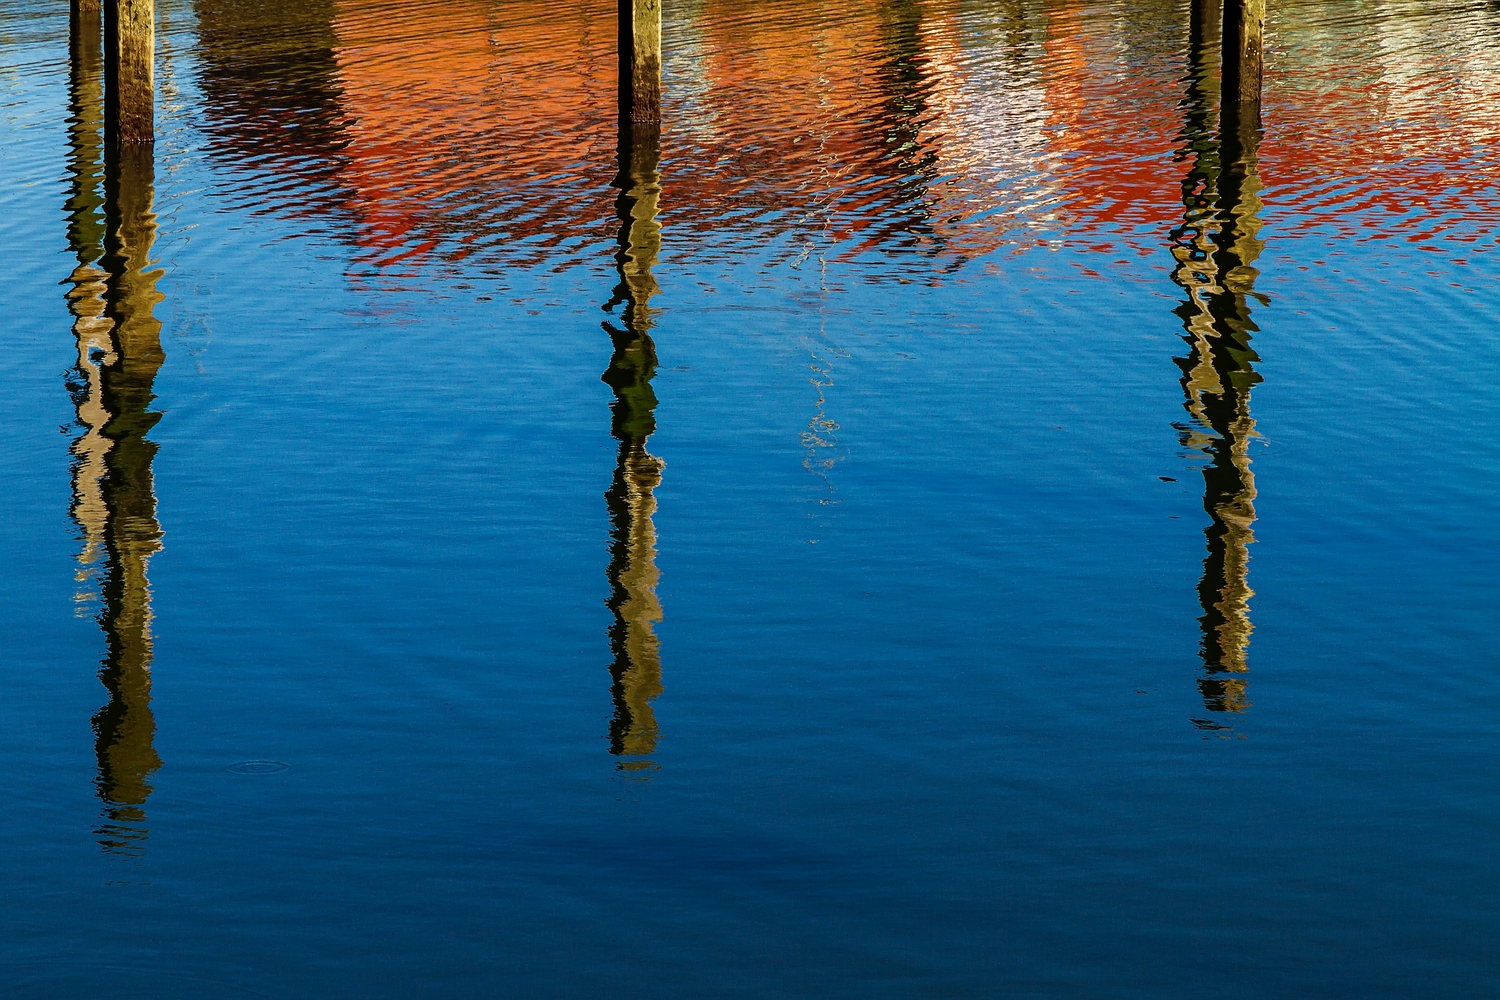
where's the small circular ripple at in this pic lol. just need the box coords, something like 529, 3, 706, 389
227, 760, 290, 775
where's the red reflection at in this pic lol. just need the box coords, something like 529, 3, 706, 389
298, 0, 1500, 270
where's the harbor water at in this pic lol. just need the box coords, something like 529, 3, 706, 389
2, 0, 1499, 995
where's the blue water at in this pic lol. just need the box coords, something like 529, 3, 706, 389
3, 0, 1500, 994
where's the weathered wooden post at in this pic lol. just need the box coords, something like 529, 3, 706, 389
1222, 0, 1265, 107
103, 0, 153, 142
618, 0, 661, 123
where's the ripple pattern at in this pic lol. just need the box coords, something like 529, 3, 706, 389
137, 0, 1500, 280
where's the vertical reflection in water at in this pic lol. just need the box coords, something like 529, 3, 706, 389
801, 257, 846, 515
602, 123, 665, 772
1190, 0, 1221, 51
193, 0, 348, 214
88, 142, 166, 853
65, 0, 163, 851
66, 0, 111, 603
875, 0, 936, 245
801, 321, 844, 504
1170, 6, 1265, 728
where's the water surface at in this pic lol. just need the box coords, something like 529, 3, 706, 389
3, 0, 1499, 995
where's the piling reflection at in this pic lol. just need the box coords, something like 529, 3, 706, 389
873, 0, 937, 249
602, 123, 665, 771
1169, 5, 1264, 726
64, 26, 166, 850
66, 0, 110, 594
801, 328, 844, 502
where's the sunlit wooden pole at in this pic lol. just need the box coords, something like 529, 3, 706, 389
1222, 0, 1264, 107
618, 0, 661, 123
103, 0, 153, 142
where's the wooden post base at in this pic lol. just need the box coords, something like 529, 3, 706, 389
104, 0, 153, 142
618, 0, 661, 123
1222, 0, 1265, 107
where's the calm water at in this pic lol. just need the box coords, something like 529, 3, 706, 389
3, 0, 1500, 994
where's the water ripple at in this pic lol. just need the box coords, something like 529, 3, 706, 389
127, 0, 1494, 282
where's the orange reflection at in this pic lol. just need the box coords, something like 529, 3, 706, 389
189, 0, 1500, 270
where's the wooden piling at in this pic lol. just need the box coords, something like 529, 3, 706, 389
1222, 0, 1265, 107
103, 0, 153, 142
618, 0, 661, 123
